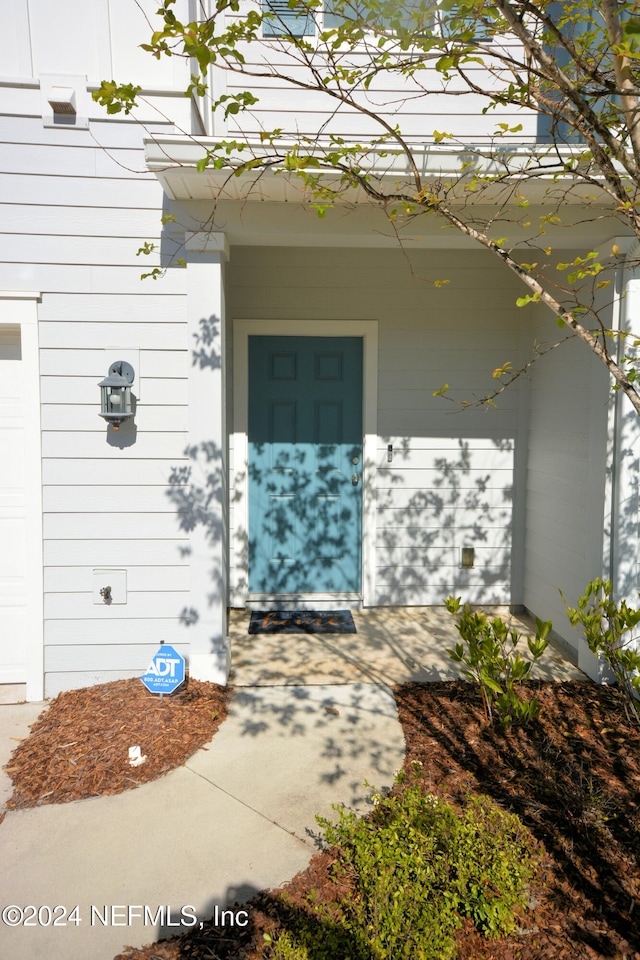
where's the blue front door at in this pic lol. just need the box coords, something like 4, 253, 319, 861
248, 336, 363, 595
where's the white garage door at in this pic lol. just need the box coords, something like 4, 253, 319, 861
0, 325, 26, 682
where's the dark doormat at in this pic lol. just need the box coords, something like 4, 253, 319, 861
248, 610, 357, 635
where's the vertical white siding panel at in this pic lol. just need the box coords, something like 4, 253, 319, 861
0, 2, 33, 76
524, 303, 609, 655
28, 0, 107, 76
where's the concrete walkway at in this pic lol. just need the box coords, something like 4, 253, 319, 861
0, 684, 404, 960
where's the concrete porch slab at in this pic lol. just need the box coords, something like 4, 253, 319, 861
229, 606, 586, 686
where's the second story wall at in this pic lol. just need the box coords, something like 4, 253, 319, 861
220, 1, 538, 145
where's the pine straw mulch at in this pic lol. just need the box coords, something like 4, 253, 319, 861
2, 677, 231, 811
114, 680, 640, 960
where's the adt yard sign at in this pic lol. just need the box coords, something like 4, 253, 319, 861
141, 645, 185, 695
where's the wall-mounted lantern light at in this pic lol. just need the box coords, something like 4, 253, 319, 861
99, 361, 135, 430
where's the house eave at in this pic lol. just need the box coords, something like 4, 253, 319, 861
144, 135, 612, 205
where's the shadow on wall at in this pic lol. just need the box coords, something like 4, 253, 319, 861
607, 397, 640, 601
165, 315, 225, 633
375, 437, 515, 606
245, 437, 515, 602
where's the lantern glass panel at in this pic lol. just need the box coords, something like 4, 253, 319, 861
99, 361, 135, 427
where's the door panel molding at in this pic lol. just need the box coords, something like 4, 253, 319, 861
232, 319, 378, 608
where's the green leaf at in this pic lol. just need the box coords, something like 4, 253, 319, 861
516, 293, 540, 308
445, 595, 461, 613
534, 617, 552, 641
480, 675, 504, 695
140, 267, 163, 281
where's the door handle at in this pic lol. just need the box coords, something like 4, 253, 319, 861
351, 473, 360, 486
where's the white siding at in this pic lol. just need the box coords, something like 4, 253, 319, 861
227, 245, 528, 607
524, 304, 610, 653
375, 439, 514, 604
0, 0, 190, 91
0, 3, 32, 77
0, 9, 201, 695
225, 4, 537, 144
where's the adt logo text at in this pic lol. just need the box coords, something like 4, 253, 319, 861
141, 645, 185, 695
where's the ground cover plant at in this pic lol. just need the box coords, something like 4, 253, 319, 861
115, 680, 640, 960
272, 774, 541, 960
261, 772, 540, 960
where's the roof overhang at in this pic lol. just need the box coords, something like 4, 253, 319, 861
144, 135, 611, 205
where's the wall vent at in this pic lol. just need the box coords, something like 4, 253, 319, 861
48, 87, 77, 115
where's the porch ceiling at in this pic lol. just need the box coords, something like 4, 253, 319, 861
145, 136, 627, 249
167, 195, 626, 250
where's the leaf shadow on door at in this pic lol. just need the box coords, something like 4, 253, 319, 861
248, 440, 360, 594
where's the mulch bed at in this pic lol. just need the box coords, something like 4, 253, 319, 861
112, 680, 640, 960
395, 681, 640, 960
2, 677, 231, 810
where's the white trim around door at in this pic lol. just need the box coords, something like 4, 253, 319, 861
231, 319, 378, 609
0, 292, 43, 700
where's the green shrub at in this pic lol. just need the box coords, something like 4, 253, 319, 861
269, 771, 540, 959
564, 578, 640, 724
445, 596, 551, 728
449, 794, 538, 937
269, 919, 370, 960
